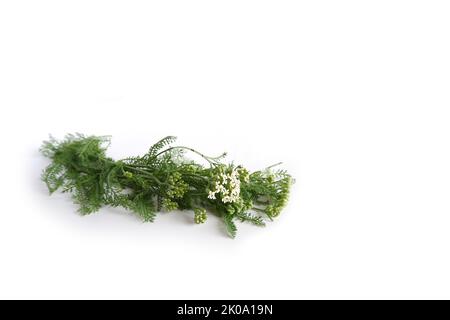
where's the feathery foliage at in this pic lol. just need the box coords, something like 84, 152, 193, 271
40, 134, 293, 238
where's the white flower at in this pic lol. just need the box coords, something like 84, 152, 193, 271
208, 166, 241, 204
207, 191, 216, 199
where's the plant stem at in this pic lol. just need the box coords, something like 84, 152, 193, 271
124, 165, 164, 185
155, 146, 224, 165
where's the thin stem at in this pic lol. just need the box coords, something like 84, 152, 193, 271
182, 173, 209, 180
124, 165, 164, 185
265, 162, 283, 170
155, 146, 225, 165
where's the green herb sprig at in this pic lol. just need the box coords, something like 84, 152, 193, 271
40, 134, 293, 238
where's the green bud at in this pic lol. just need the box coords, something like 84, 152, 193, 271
194, 208, 207, 224
123, 171, 133, 179
162, 198, 178, 211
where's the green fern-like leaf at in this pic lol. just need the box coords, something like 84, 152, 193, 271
129, 194, 156, 222
147, 136, 177, 158
223, 214, 237, 238
42, 163, 66, 194
236, 212, 266, 227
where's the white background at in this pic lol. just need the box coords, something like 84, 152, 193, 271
1, 1, 449, 299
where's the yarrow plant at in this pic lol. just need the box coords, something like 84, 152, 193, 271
40, 134, 294, 238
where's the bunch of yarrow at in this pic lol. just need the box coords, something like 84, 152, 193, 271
40, 134, 293, 238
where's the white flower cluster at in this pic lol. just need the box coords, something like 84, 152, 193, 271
207, 167, 241, 203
